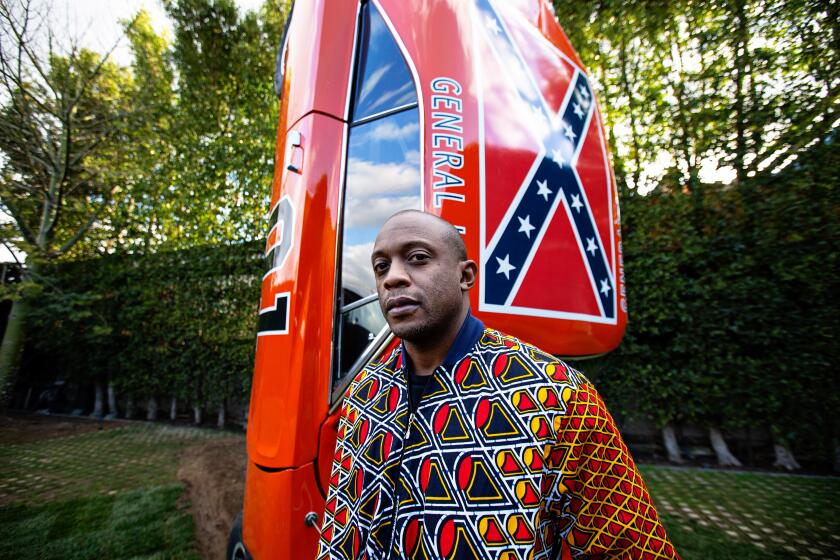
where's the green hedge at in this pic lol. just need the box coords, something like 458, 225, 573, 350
22, 241, 264, 414
585, 139, 840, 465
18, 141, 839, 465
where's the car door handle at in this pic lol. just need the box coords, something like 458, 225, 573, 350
285, 130, 303, 173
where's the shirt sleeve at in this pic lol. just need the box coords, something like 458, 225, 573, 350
548, 381, 680, 559
316, 376, 362, 559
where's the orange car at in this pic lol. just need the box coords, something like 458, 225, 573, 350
228, 0, 626, 557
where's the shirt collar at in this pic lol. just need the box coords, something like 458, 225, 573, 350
400, 310, 485, 375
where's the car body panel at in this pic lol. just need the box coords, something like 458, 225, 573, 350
247, 112, 344, 469
242, 461, 323, 558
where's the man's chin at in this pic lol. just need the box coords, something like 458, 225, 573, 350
387, 319, 429, 342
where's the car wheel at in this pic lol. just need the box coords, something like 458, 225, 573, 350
226, 512, 251, 560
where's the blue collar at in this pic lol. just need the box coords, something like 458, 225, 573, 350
401, 310, 485, 375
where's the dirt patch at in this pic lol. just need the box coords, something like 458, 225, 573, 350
178, 437, 247, 560
0, 413, 120, 445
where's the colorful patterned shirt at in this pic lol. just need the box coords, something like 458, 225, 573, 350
318, 319, 679, 560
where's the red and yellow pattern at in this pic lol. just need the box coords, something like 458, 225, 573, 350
318, 330, 679, 559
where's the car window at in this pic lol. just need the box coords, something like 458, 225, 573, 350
351, 2, 417, 123
334, 3, 421, 386
336, 108, 421, 381
342, 108, 421, 301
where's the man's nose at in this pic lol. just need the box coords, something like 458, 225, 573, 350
383, 259, 410, 289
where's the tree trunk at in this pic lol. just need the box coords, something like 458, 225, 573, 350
709, 426, 742, 467
146, 396, 158, 421
772, 443, 801, 471
125, 395, 135, 419
217, 402, 226, 429
193, 405, 202, 425
662, 423, 684, 464
92, 381, 105, 417
834, 445, 840, 473
0, 297, 29, 408
732, 0, 750, 184
618, 31, 642, 192
170, 397, 177, 421
107, 382, 118, 418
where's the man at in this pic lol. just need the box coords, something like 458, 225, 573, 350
318, 210, 679, 560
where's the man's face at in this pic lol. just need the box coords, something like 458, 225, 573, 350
371, 213, 469, 343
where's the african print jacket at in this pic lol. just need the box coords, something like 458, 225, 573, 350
318, 319, 679, 560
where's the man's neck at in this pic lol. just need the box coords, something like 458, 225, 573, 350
404, 305, 469, 376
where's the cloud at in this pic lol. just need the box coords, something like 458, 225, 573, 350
346, 158, 420, 197
365, 120, 420, 142
345, 195, 419, 230
342, 241, 377, 297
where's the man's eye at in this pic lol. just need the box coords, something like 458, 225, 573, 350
408, 253, 430, 263
373, 261, 389, 273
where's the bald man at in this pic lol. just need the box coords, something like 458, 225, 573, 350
318, 211, 679, 560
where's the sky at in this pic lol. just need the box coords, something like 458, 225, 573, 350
45, 0, 266, 66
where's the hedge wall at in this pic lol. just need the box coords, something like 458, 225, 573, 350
584, 139, 840, 467
16, 141, 839, 466
22, 241, 264, 419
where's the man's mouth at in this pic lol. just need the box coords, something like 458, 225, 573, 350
386, 296, 420, 317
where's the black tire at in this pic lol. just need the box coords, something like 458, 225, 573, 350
226, 511, 251, 560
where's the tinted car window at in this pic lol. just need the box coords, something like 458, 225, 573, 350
342, 108, 421, 300
351, 2, 417, 122
336, 108, 421, 380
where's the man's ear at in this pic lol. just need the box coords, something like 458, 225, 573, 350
459, 259, 478, 291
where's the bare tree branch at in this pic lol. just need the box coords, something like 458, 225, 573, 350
57, 213, 96, 255
1, 239, 22, 267
0, 199, 37, 247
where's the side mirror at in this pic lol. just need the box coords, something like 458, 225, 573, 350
273, 2, 295, 99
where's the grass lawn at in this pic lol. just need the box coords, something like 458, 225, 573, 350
1, 417, 839, 559
0, 485, 198, 560
0, 420, 228, 560
642, 465, 840, 559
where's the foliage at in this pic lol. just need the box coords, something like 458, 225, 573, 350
0, 0, 288, 406
556, 0, 839, 192
23, 241, 263, 411
585, 139, 840, 463
552, 0, 839, 465
104, 0, 287, 251
0, 1, 138, 262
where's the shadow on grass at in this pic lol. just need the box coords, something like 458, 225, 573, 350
0, 484, 199, 560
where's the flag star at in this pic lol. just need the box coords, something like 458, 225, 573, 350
563, 123, 577, 141
578, 84, 590, 101
573, 102, 585, 119
586, 237, 598, 256
517, 215, 535, 238
530, 104, 548, 130
496, 254, 516, 280
536, 179, 552, 201
571, 194, 583, 212
485, 15, 501, 35
551, 148, 566, 168
600, 278, 611, 296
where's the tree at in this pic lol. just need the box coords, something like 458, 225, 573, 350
0, 0, 140, 402
555, 0, 839, 469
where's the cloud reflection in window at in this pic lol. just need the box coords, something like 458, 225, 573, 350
342, 108, 421, 302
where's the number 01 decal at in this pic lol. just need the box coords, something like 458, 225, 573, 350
259, 196, 296, 336
258, 292, 290, 336
265, 196, 295, 272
